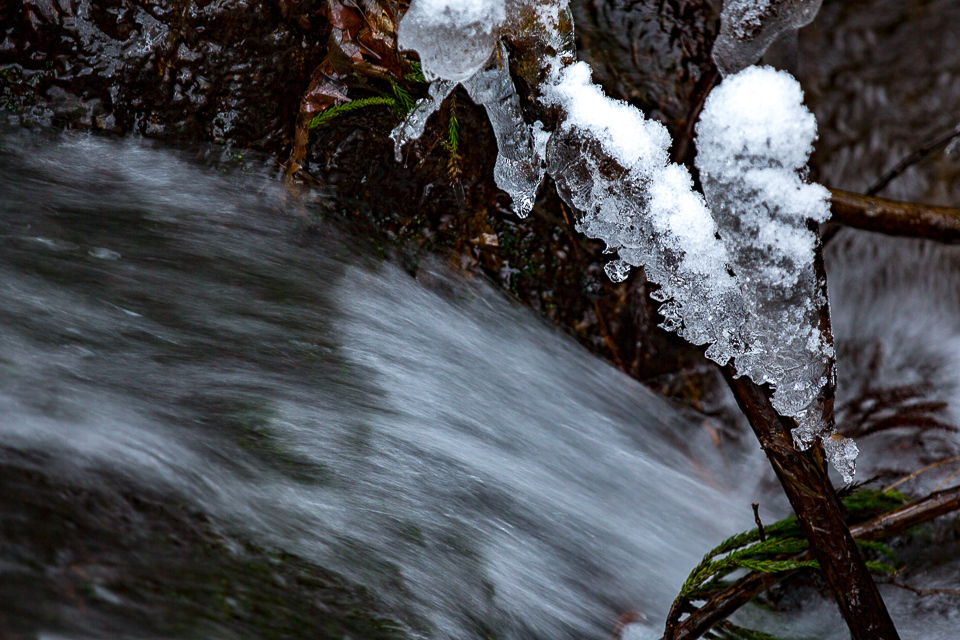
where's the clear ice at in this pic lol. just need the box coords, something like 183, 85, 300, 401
462, 43, 548, 217
397, 0, 506, 82
712, 0, 823, 76
695, 66, 856, 477
393, 1, 549, 216
394, 1, 854, 477
390, 79, 457, 162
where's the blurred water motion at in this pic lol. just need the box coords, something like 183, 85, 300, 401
0, 129, 759, 639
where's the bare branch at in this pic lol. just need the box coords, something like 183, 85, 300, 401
828, 188, 960, 244
867, 126, 960, 196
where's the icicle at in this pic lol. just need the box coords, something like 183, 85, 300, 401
712, 0, 823, 76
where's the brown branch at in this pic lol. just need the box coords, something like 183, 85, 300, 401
850, 485, 960, 541
828, 188, 960, 244
717, 371, 900, 640
665, 485, 960, 640
883, 455, 960, 492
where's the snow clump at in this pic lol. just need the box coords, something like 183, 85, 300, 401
696, 65, 854, 479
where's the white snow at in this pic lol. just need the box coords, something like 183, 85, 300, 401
696, 66, 847, 473
541, 56, 736, 351
393, 2, 849, 475
544, 61, 671, 169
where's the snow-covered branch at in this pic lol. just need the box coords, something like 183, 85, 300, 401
393, 0, 852, 473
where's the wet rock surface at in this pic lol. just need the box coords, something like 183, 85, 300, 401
1, 0, 720, 397
1, 0, 327, 147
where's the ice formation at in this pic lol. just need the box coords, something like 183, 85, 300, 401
696, 66, 855, 480
397, 0, 506, 82
541, 59, 738, 352
712, 0, 823, 76
390, 79, 458, 161
393, 1, 855, 478
461, 42, 549, 216
696, 66, 832, 418
392, 0, 558, 217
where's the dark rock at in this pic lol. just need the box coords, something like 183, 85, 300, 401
1, 0, 723, 404
1, 0, 328, 148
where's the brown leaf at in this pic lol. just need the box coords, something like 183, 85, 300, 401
301, 71, 349, 115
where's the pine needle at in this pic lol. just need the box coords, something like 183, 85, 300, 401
308, 96, 398, 129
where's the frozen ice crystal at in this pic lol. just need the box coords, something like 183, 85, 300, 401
713, 0, 823, 76
397, 0, 506, 82
463, 43, 548, 217
390, 79, 457, 161
542, 59, 737, 349
822, 431, 859, 484
394, 1, 551, 214
696, 66, 832, 425
604, 259, 631, 283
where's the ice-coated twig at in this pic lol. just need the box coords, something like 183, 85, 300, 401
695, 65, 851, 473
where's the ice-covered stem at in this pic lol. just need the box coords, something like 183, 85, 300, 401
694, 67, 839, 448
501, 10, 897, 638
720, 370, 900, 640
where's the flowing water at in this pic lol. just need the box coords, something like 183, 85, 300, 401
0, 129, 764, 640
2, 122, 959, 640
3, 0, 960, 633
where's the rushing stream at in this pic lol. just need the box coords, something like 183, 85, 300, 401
2, 100, 960, 640
0, 129, 762, 639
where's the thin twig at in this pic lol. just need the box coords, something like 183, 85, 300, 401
882, 455, 960, 493
867, 125, 960, 196
752, 503, 766, 542
886, 577, 960, 598
931, 465, 960, 493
